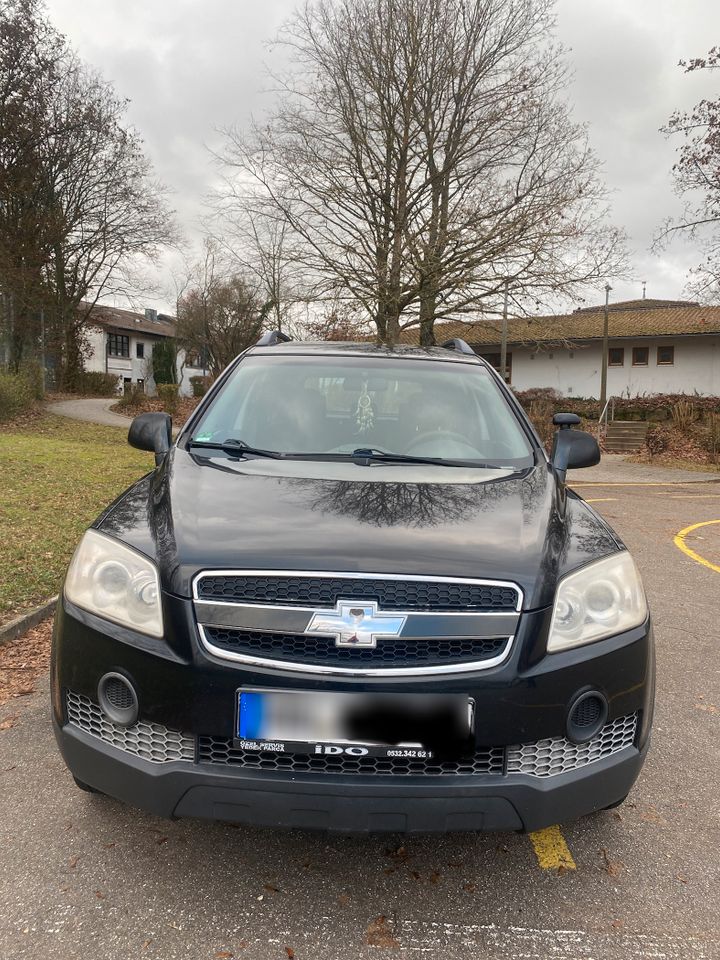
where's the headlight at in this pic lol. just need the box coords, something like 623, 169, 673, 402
547, 551, 647, 653
64, 529, 163, 638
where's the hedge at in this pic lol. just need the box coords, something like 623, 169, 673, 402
0, 369, 38, 422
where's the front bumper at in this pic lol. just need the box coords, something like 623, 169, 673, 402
51, 596, 655, 833
55, 717, 648, 833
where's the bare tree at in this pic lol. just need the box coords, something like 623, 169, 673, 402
216, 0, 626, 345
176, 241, 267, 375
658, 48, 720, 301
0, 0, 177, 386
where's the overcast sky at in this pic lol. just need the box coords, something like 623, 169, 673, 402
44, 0, 720, 314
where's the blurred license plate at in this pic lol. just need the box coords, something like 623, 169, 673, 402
236, 690, 474, 759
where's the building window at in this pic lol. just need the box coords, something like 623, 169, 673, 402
478, 351, 512, 383
632, 346, 649, 366
108, 334, 129, 358
657, 345, 674, 365
608, 347, 625, 366
136, 342, 145, 359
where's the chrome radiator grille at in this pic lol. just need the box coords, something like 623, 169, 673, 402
195, 572, 520, 612
193, 570, 521, 676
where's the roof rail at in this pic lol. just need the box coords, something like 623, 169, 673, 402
440, 337, 475, 356
256, 330, 292, 347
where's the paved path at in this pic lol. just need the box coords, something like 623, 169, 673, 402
47, 398, 132, 429
569, 452, 719, 484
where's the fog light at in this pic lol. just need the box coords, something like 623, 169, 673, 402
566, 691, 608, 744
98, 673, 138, 726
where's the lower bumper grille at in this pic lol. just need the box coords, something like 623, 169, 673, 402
203, 626, 509, 669
65, 691, 195, 763
506, 713, 638, 777
64, 691, 638, 780
197, 740, 506, 776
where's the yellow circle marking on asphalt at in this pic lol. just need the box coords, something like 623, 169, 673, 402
528, 826, 576, 871
674, 519, 720, 575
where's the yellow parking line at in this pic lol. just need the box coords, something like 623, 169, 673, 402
528, 826, 576, 871
674, 519, 720, 574
585, 498, 618, 503
665, 494, 720, 499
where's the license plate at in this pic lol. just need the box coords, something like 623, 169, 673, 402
236, 690, 474, 759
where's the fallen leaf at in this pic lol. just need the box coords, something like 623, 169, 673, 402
676, 873, 688, 884
263, 883, 281, 894
337, 893, 350, 906
141, 940, 153, 951
600, 848, 624, 877
103, 842, 116, 849
612, 920, 624, 930
94, 890, 106, 899
215, 952, 233, 959
155, 836, 168, 845
284, 949, 295, 959
0, 715, 19, 731
463, 882, 476, 893
696, 703, 718, 715
428, 871, 441, 884
68, 855, 79, 869
640, 805, 667, 825
386, 845, 410, 862
365, 916, 400, 949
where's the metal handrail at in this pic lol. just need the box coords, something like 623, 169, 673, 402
597, 397, 616, 439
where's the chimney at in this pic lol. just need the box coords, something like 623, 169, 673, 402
144, 308, 158, 323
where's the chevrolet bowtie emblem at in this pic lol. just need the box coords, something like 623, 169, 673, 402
305, 601, 407, 648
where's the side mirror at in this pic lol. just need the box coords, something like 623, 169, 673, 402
551, 412, 600, 480
128, 412, 172, 465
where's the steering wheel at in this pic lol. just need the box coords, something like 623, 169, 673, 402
404, 431, 484, 458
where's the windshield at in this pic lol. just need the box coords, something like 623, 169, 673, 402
189, 354, 534, 466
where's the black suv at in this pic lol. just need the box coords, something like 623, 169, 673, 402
52, 335, 654, 833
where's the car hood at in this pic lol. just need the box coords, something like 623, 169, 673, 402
96, 448, 621, 610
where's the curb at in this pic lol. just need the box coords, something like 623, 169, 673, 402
0, 596, 58, 647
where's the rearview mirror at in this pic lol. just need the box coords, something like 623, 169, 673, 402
551, 413, 600, 480
128, 412, 172, 465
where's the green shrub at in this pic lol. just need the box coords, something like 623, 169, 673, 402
190, 375, 209, 397
0, 370, 37, 422
157, 382, 179, 413
152, 339, 178, 385
75, 370, 120, 397
115, 384, 145, 410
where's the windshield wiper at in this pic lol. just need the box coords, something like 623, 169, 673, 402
188, 438, 282, 459
337, 447, 512, 469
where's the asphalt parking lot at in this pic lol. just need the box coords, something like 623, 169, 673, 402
1, 475, 720, 959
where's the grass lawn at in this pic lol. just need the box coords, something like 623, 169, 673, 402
0, 412, 151, 625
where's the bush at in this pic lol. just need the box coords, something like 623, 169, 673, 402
190, 375, 209, 397
645, 424, 671, 457
152, 339, 178, 385
75, 370, 121, 397
156, 382, 179, 413
115, 384, 145, 410
0, 370, 37, 422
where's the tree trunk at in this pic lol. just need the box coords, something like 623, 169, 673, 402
419, 291, 437, 347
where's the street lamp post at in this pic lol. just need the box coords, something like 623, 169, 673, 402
599, 283, 612, 406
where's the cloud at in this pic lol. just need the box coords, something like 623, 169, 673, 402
45, 0, 720, 309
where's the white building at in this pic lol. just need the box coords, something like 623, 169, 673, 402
415, 298, 720, 398
83, 304, 206, 397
